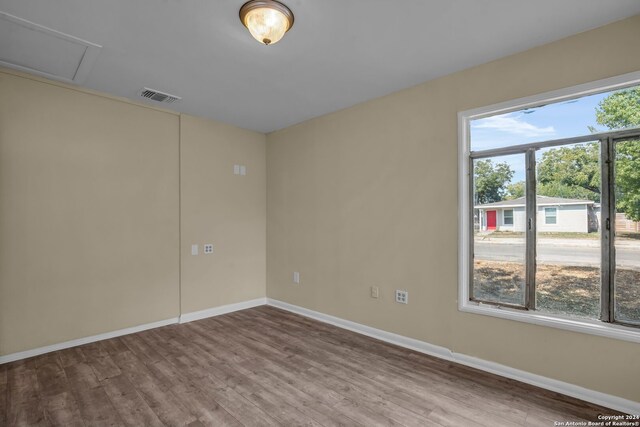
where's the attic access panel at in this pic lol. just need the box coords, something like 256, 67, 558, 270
0, 11, 101, 84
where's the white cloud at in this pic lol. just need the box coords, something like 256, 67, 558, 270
472, 113, 556, 138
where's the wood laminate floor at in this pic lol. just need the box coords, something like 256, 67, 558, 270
0, 305, 622, 426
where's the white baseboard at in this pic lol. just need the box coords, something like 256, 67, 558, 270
267, 298, 454, 361
266, 298, 640, 415
0, 297, 267, 364
2, 295, 637, 414
451, 353, 640, 416
179, 297, 267, 324
0, 317, 179, 364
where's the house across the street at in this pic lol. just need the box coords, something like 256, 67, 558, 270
475, 196, 599, 233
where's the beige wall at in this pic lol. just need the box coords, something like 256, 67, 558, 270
1, 12, 638, 403
266, 15, 640, 402
0, 70, 180, 355
180, 115, 266, 313
0, 69, 267, 356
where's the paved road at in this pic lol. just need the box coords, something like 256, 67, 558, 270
475, 240, 640, 269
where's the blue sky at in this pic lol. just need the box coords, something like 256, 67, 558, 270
470, 91, 610, 182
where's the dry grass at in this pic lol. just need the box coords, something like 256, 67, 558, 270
473, 260, 640, 321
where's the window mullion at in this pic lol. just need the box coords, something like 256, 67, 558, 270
468, 156, 476, 302
525, 148, 537, 310
600, 138, 615, 322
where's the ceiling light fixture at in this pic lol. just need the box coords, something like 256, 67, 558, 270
239, 0, 294, 46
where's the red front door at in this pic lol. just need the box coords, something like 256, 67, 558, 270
487, 210, 497, 230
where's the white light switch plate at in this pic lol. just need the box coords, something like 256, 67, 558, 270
371, 286, 379, 298
191, 244, 198, 256
293, 271, 300, 284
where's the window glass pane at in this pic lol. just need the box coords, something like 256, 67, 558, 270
614, 139, 640, 325
504, 209, 514, 225
470, 84, 640, 152
535, 142, 601, 319
472, 154, 525, 306
544, 208, 557, 224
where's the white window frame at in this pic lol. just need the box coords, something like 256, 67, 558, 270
503, 209, 514, 226
544, 207, 557, 225
458, 71, 640, 344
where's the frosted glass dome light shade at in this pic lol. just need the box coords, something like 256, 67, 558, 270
240, 0, 294, 45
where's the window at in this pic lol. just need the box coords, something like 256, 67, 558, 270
534, 143, 601, 320
544, 207, 557, 224
472, 155, 525, 306
503, 209, 514, 225
459, 72, 640, 342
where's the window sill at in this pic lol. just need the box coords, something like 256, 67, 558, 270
459, 301, 640, 344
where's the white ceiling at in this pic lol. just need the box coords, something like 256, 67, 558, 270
1, 0, 640, 133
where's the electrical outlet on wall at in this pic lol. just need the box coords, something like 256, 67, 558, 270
293, 271, 300, 284
395, 290, 408, 304
204, 244, 213, 254
371, 286, 379, 298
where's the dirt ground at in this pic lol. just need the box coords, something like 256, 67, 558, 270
473, 260, 640, 321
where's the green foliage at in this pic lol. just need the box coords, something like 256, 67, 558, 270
537, 143, 600, 202
596, 87, 640, 221
501, 177, 602, 203
474, 159, 514, 204
615, 140, 640, 221
595, 88, 640, 129
505, 181, 525, 199
538, 181, 599, 202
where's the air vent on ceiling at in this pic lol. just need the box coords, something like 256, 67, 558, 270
139, 88, 181, 104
